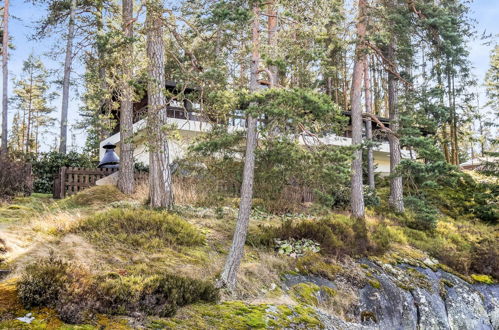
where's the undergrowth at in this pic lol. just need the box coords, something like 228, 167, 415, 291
74, 208, 205, 250
17, 256, 219, 323
59, 185, 126, 208
248, 214, 391, 257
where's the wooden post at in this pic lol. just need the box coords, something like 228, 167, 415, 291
60, 167, 67, 199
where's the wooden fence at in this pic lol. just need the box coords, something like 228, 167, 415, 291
53, 167, 119, 199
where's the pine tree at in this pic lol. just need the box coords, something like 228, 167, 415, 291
59, 0, 76, 154
1, 0, 9, 156
146, 0, 174, 208
485, 45, 499, 116
117, 0, 135, 195
217, 2, 262, 291
349, 0, 367, 219
11, 54, 56, 153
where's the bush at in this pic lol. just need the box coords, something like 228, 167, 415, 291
404, 196, 439, 231
470, 238, 499, 280
370, 223, 392, 254
75, 209, 205, 249
31, 151, 94, 193
0, 158, 33, 199
99, 273, 219, 317
17, 256, 219, 323
17, 255, 70, 309
250, 215, 375, 257
364, 187, 380, 207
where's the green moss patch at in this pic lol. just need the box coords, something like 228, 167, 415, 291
152, 301, 322, 329
74, 208, 204, 250
290, 283, 320, 306
296, 253, 342, 280
368, 279, 381, 289
471, 274, 494, 284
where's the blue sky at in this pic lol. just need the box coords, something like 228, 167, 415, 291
2, 0, 499, 152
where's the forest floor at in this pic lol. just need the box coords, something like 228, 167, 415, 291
0, 185, 497, 329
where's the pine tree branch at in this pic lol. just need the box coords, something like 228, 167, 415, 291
362, 112, 400, 138
364, 40, 412, 87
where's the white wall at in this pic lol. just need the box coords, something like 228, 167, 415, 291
100, 117, 403, 174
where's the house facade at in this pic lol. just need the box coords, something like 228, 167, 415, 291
100, 82, 407, 174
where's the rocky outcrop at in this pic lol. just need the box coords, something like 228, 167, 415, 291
283, 261, 499, 330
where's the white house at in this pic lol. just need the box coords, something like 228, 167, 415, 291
99, 81, 407, 175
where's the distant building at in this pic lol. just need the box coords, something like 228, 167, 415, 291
460, 156, 499, 171
100, 81, 409, 175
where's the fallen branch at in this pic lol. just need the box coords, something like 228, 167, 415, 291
362, 112, 399, 138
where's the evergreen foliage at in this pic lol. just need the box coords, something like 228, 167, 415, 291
29, 151, 94, 193
10, 54, 56, 154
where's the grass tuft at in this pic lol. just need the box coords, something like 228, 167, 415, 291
75, 208, 205, 250
60, 185, 126, 208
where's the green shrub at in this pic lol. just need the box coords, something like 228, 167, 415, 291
31, 151, 94, 194
17, 255, 70, 309
275, 238, 320, 257
250, 215, 378, 256
17, 257, 219, 323
75, 208, 205, 249
470, 238, 499, 279
404, 196, 439, 231
364, 187, 380, 207
370, 224, 392, 254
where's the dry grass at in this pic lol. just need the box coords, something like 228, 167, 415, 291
60, 185, 126, 208
29, 211, 84, 235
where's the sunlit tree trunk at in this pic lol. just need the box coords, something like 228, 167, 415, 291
146, 0, 173, 208
387, 42, 404, 213
267, 0, 277, 84
118, 0, 135, 194
1, 0, 9, 156
364, 60, 375, 190
217, 3, 261, 291
350, 0, 367, 219
59, 0, 76, 154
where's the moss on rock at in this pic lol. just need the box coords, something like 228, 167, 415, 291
151, 301, 322, 329
290, 283, 320, 306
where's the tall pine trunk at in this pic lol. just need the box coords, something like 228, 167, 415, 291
59, 0, 76, 154
267, 0, 277, 84
1, 0, 9, 156
146, 0, 173, 208
217, 3, 261, 290
363, 59, 375, 190
25, 70, 34, 153
350, 0, 367, 219
387, 42, 404, 213
118, 0, 135, 195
